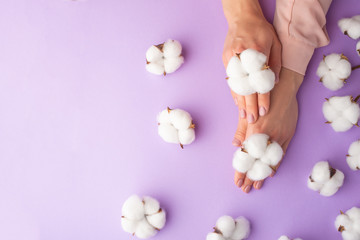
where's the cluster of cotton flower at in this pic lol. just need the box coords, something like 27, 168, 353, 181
232, 134, 283, 181
339, 15, 360, 40
146, 39, 184, 75
226, 49, 275, 95
157, 107, 195, 148
322, 95, 360, 132
278, 235, 302, 240
335, 206, 360, 240
316, 53, 352, 91
307, 161, 344, 197
206, 216, 251, 240
346, 140, 360, 171
121, 195, 166, 239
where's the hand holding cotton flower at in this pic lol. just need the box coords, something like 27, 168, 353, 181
206, 216, 250, 240
307, 161, 344, 197
338, 15, 360, 40
278, 236, 302, 240
121, 195, 166, 239
346, 140, 360, 170
146, 39, 184, 75
157, 107, 195, 148
335, 207, 360, 240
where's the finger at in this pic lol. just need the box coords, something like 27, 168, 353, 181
245, 94, 258, 124
257, 92, 270, 116
230, 91, 246, 111
253, 180, 264, 190
270, 139, 290, 177
232, 117, 247, 147
268, 39, 282, 83
234, 171, 246, 188
241, 176, 254, 193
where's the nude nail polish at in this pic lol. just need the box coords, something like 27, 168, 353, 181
254, 181, 263, 189
237, 179, 243, 188
240, 109, 246, 119
244, 186, 251, 193
259, 107, 266, 116
247, 114, 254, 123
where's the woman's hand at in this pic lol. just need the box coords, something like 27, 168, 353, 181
222, 0, 282, 146
233, 68, 304, 193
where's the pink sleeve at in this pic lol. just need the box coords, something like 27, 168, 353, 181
273, 0, 333, 75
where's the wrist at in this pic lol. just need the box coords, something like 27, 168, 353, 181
222, 0, 263, 24
281, 68, 304, 94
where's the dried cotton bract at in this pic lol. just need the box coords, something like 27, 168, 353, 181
146, 39, 184, 75
121, 195, 166, 239
338, 15, 360, 39
335, 207, 360, 240
278, 236, 302, 240
322, 96, 360, 132
317, 54, 352, 91
232, 134, 283, 181
206, 215, 250, 240
226, 49, 275, 95
157, 107, 195, 148
346, 140, 360, 170
357, 41, 360, 56
307, 161, 344, 197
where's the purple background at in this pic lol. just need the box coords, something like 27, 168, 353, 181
0, 0, 359, 239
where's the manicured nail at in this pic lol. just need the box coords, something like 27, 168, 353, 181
237, 179, 243, 188
254, 181, 263, 189
247, 114, 254, 123
243, 185, 251, 193
234, 98, 238, 105
232, 138, 241, 147
240, 109, 246, 119
259, 107, 266, 116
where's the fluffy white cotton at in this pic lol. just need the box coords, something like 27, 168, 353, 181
232, 134, 283, 181
338, 15, 360, 39
322, 96, 360, 132
347, 140, 360, 170
157, 107, 195, 147
226, 49, 275, 95
146, 39, 184, 75
357, 41, 360, 56
207, 216, 250, 240
317, 54, 352, 91
335, 207, 360, 240
121, 195, 166, 239
278, 236, 302, 240
307, 161, 344, 197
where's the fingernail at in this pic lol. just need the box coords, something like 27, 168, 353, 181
243, 186, 251, 193
240, 109, 246, 119
232, 138, 241, 147
234, 98, 238, 105
254, 181, 263, 189
259, 107, 266, 116
247, 114, 254, 123
276, 76, 279, 83
237, 179, 243, 188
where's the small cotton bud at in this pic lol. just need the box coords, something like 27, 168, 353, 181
335, 206, 360, 240
233, 134, 283, 181
322, 96, 360, 132
146, 39, 184, 75
121, 195, 166, 239
307, 161, 344, 197
346, 140, 360, 171
278, 236, 302, 240
338, 15, 360, 39
208, 216, 250, 240
317, 54, 351, 91
157, 108, 195, 147
226, 49, 275, 95
215, 216, 236, 238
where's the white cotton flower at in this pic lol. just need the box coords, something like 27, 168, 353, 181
317, 54, 352, 91
145, 39, 184, 75
232, 134, 283, 181
121, 195, 166, 239
157, 107, 195, 148
226, 49, 275, 95
278, 235, 302, 240
346, 140, 360, 171
338, 15, 360, 39
335, 207, 360, 240
307, 161, 344, 197
206, 216, 250, 240
322, 96, 360, 132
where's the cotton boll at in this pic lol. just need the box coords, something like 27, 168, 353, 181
240, 49, 267, 73
146, 46, 163, 62
135, 219, 157, 239
338, 15, 360, 39
206, 233, 226, 240
343, 104, 360, 124
261, 142, 283, 166
335, 207, 360, 240
208, 216, 250, 240
227, 75, 255, 96
146, 62, 165, 75
157, 109, 171, 124
226, 56, 247, 77
322, 101, 341, 122
246, 160, 273, 181
244, 134, 269, 159
307, 176, 324, 191
322, 74, 345, 91
158, 123, 180, 144
146, 210, 166, 229
331, 118, 354, 132
329, 96, 352, 111
215, 216, 236, 238
311, 161, 331, 183
347, 140, 360, 170
230, 217, 250, 240
121, 218, 138, 234
248, 69, 275, 94
233, 150, 256, 173
278, 236, 302, 240
178, 128, 195, 145
320, 170, 344, 196
143, 197, 160, 215
163, 39, 182, 58
122, 195, 145, 220
164, 57, 184, 74
170, 109, 192, 130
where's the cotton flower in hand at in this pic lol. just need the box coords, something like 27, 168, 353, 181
317, 54, 352, 91
226, 49, 275, 95
322, 95, 360, 132
157, 107, 195, 148
232, 134, 283, 181
146, 39, 184, 75
121, 195, 166, 239
346, 140, 360, 170
307, 161, 344, 197
338, 15, 360, 39
206, 216, 250, 240
278, 236, 302, 240
335, 207, 360, 240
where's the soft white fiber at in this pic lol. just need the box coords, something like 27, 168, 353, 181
335, 207, 360, 240
338, 15, 360, 39
346, 140, 360, 170
278, 236, 302, 240
206, 216, 250, 240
